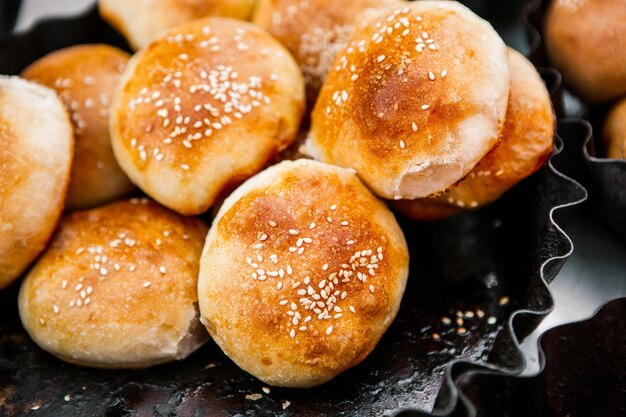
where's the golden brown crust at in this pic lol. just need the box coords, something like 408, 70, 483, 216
394, 49, 554, 220
252, 0, 402, 103
99, 0, 256, 50
22, 44, 135, 210
198, 159, 408, 387
602, 97, 626, 160
0, 76, 73, 289
18, 199, 209, 368
110, 17, 306, 215
306, 1, 510, 200
545, 0, 626, 103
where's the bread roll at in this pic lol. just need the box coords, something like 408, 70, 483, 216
602, 97, 626, 160
110, 18, 306, 215
198, 159, 409, 387
306, 1, 510, 200
394, 49, 554, 220
0, 76, 73, 289
99, 0, 255, 50
545, 0, 626, 103
18, 199, 209, 368
22, 44, 135, 210
252, 0, 402, 102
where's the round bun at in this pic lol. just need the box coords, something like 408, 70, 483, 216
306, 1, 510, 200
0, 76, 73, 289
198, 159, 409, 387
18, 199, 209, 368
110, 18, 306, 215
22, 44, 135, 210
252, 0, 401, 102
394, 48, 555, 220
545, 0, 626, 103
602, 97, 626, 160
99, 0, 255, 50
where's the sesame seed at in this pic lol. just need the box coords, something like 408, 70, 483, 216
487, 316, 497, 325
61, 280, 68, 289
289, 229, 299, 235
432, 333, 441, 340
441, 69, 447, 77
290, 329, 296, 338
159, 266, 167, 274
369, 285, 375, 293
279, 299, 289, 305
268, 221, 277, 227
309, 222, 316, 229
499, 296, 510, 306
349, 306, 356, 313
143, 281, 151, 288
326, 325, 333, 335
53, 305, 59, 314
428, 72, 435, 80
412, 122, 418, 132
421, 104, 430, 110
377, 55, 386, 62
400, 140, 406, 149
330, 204, 337, 210
457, 327, 467, 334
262, 387, 270, 394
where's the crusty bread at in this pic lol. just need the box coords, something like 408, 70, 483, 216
305, 1, 510, 200
0, 76, 73, 289
602, 97, 626, 160
545, 0, 626, 103
110, 17, 306, 215
99, 0, 256, 50
18, 199, 209, 368
22, 44, 135, 210
393, 48, 554, 220
198, 159, 409, 387
252, 0, 403, 102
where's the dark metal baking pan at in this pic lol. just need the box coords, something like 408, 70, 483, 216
455, 296, 626, 417
524, 0, 626, 242
0, 1, 586, 416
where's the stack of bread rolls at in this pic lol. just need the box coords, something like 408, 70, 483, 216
1, 0, 554, 387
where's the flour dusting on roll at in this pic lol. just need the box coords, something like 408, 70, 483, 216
253, 0, 403, 102
198, 159, 409, 387
306, 1, 510, 200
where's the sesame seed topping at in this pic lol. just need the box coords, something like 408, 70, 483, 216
421, 104, 430, 110
143, 281, 152, 288
326, 325, 333, 335
499, 296, 509, 306
487, 316, 497, 325
399, 140, 406, 149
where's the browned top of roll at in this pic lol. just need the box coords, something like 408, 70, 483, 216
110, 17, 305, 215
198, 159, 408, 387
22, 44, 134, 210
393, 48, 555, 220
306, 1, 510, 200
545, 0, 626, 103
18, 199, 209, 368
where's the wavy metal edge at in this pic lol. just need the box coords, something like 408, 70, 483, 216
0, 3, 588, 417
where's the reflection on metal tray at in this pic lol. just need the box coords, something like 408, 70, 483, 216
0, 0, 602, 416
